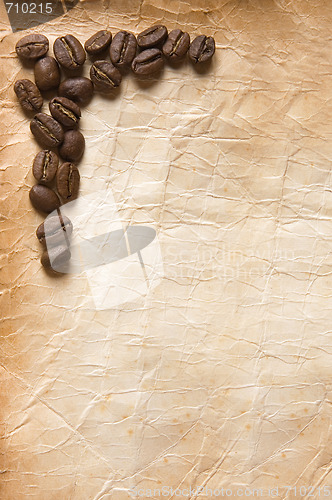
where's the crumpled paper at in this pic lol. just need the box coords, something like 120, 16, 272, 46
1, 0, 332, 498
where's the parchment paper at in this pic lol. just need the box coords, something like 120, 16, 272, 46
1, 0, 332, 498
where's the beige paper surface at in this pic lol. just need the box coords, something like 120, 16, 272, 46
1, 1, 332, 498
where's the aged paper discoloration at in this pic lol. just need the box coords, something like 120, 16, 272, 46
1, 1, 332, 498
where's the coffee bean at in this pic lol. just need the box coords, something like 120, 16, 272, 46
85, 30, 112, 55
37, 213, 72, 246
163, 29, 190, 60
90, 60, 122, 91
54, 35, 86, 70
34, 56, 61, 91
14, 79, 43, 113
33, 150, 59, 184
29, 184, 60, 213
188, 35, 215, 64
41, 245, 71, 271
37, 213, 73, 246
15, 34, 49, 60
110, 31, 137, 68
59, 130, 85, 162
131, 48, 164, 75
56, 162, 80, 202
58, 77, 94, 106
137, 25, 168, 49
49, 97, 81, 128
30, 113, 64, 149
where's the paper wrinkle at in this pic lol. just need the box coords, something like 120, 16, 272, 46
1, 0, 332, 499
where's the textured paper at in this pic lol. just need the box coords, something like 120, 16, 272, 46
1, 0, 332, 498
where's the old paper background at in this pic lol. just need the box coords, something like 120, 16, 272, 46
1, 0, 332, 498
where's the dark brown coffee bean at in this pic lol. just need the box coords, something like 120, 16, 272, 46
15, 34, 49, 60
49, 97, 81, 128
85, 30, 112, 55
30, 113, 64, 149
90, 60, 122, 91
58, 77, 94, 106
37, 213, 73, 246
188, 35, 215, 64
137, 25, 168, 49
163, 29, 190, 60
56, 162, 80, 202
29, 184, 60, 213
34, 56, 61, 91
59, 130, 85, 162
54, 35, 86, 70
110, 31, 137, 68
131, 48, 164, 75
41, 245, 71, 271
14, 79, 43, 113
33, 150, 59, 184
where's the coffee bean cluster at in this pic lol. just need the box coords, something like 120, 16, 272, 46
14, 25, 216, 272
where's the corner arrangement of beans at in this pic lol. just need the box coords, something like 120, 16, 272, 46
14, 26, 216, 272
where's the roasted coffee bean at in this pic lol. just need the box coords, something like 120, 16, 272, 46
41, 245, 71, 271
15, 34, 49, 60
85, 30, 112, 55
59, 130, 85, 162
58, 77, 94, 106
14, 79, 43, 113
54, 35, 86, 70
110, 31, 137, 68
37, 213, 73, 246
163, 29, 190, 60
137, 25, 168, 49
30, 113, 64, 149
49, 97, 81, 128
188, 35, 215, 64
56, 162, 80, 201
131, 48, 164, 75
90, 60, 122, 91
34, 56, 61, 91
33, 150, 59, 184
29, 184, 60, 213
